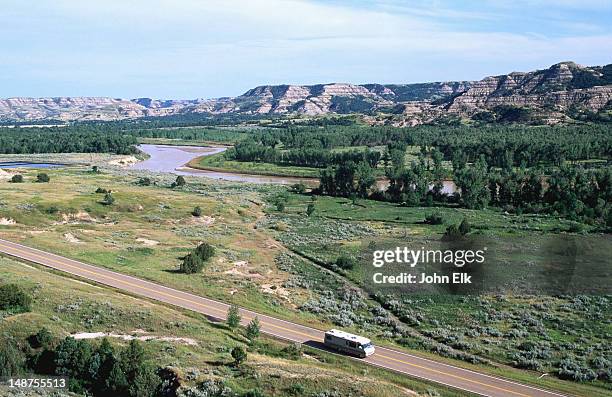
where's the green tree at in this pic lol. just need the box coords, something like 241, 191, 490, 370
192, 206, 202, 217
172, 175, 186, 188
306, 203, 315, 217
10, 174, 23, 183
0, 337, 25, 377
0, 284, 32, 312
194, 242, 215, 261
455, 156, 490, 209
335, 255, 355, 270
106, 359, 128, 395
246, 317, 261, 341
129, 364, 160, 397
226, 304, 241, 329
180, 253, 204, 274
37, 173, 50, 183
138, 177, 152, 186
355, 161, 376, 198
276, 201, 285, 212
102, 192, 115, 205
54, 337, 93, 387
230, 346, 247, 366
459, 218, 471, 235
31, 327, 54, 349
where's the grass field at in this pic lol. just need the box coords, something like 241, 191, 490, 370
189, 151, 322, 178
0, 164, 609, 397
1, 257, 468, 397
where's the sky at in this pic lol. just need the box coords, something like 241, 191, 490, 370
1, 0, 611, 99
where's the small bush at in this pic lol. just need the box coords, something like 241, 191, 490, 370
171, 175, 186, 188
10, 174, 23, 183
459, 218, 471, 235
137, 177, 152, 186
306, 203, 315, 217
194, 242, 215, 261
281, 343, 303, 360
425, 213, 443, 225
335, 255, 355, 270
290, 183, 306, 194
36, 173, 50, 183
192, 206, 202, 217
95, 187, 109, 194
230, 346, 247, 366
0, 284, 32, 312
226, 305, 241, 329
180, 253, 204, 274
101, 192, 115, 206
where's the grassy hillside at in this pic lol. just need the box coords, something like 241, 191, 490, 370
0, 164, 608, 396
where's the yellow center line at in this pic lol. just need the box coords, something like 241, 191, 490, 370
0, 242, 315, 340
0, 241, 536, 397
374, 352, 531, 397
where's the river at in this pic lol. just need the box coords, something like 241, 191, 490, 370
132, 144, 319, 185
132, 144, 457, 193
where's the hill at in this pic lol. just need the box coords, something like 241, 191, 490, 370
1, 62, 610, 125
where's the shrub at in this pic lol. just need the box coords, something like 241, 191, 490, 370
230, 346, 247, 366
459, 218, 471, 235
180, 253, 204, 274
306, 203, 315, 217
557, 358, 597, 382
227, 305, 241, 329
137, 177, 152, 186
102, 192, 115, 205
0, 337, 25, 377
192, 206, 202, 217
276, 201, 285, 212
194, 242, 215, 261
0, 284, 32, 312
290, 183, 306, 194
335, 255, 355, 270
171, 175, 186, 188
281, 343, 303, 360
10, 174, 23, 183
246, 317, 261, 341
425, 213, 443, 225
36, 173, 50, 183
30, 327, 54, 349
95, 187, 109, 194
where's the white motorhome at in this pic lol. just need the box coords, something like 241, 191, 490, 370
324, 329, 375, 358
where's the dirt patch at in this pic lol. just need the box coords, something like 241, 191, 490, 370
63, 232, 82, 244
136, 237, 159, 246
71, 331, 197, 346
261, 283, 290, 299
0, 169, 17, 180
187, 216, 215, 226
55, 211, 98, 225
223, 260, 263, 278
108, 156, 139, 167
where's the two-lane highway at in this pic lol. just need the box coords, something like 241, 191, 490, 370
0, 238, 568, 397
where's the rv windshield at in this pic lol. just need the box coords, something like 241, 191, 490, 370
362, 343, 373, 349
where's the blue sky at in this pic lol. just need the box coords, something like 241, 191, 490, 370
1, 0, 611, 99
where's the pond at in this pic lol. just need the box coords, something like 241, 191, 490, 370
0, 161, 65, 169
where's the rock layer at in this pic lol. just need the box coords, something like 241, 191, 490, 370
1, 62, 610, 124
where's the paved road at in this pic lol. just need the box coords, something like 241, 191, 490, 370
0, 238, 568, 397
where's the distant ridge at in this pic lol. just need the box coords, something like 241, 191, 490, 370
1, 62, 610, 125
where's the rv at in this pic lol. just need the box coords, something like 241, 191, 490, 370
324, 329, 375, 358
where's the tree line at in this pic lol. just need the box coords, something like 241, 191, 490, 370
225, 140, 381, 168
315, 146, 612, 227
0, 127, 137, 154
